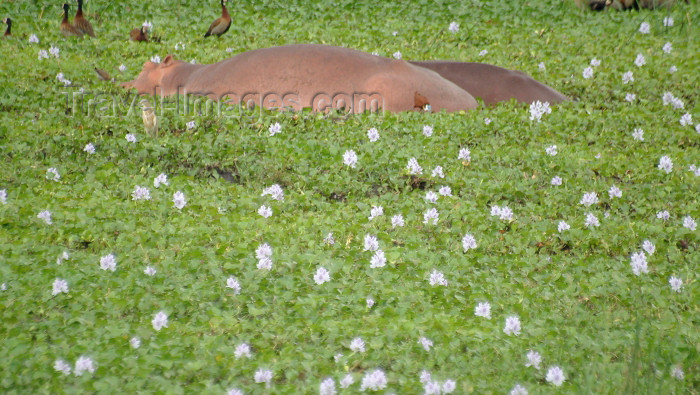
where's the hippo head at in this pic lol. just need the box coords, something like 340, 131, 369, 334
121, 55, 185, 95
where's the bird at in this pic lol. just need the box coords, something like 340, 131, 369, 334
94, 67, 112, 81
73, 0, 95, 37
140, 100, 158, 138
130, 26, 148, 42
3, 17, 11, 37
60, 3, 83, 37
204, 0, 231, 38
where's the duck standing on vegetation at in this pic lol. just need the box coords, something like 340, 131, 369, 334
130, 26, 148, 42
94, 67, 112, 81
60, 3, 83, 37
204, 0, 231, 38
3, 17, 11, 37
73, 0, 95, 37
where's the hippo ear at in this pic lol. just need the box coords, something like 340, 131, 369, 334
161, 55, 176, 67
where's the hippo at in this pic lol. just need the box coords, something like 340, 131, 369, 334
410, 61, 568, 105
122, 44, 478, 113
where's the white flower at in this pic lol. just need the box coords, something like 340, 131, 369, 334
529, 100, 552, 122
663, 17, 674, 27
442, 379, 456, 393
254, 369, 273, 386
630, 251, 648, 276
393, 51, 402, 59
130, 336, 141, 349
549, 176, 562, 186
682, 216, 697, 231
632, 128, 644, 141
333, 353, 343, 363
83, 143, 95, 154
38, 49, 49, 60
74, 356, 95, 376
429, 269, 448, 286
679, 113, 692, 126
226, 277, 241, 294
425, 191, 438, 204
52, 278, 69, 295
391, 214, 404, 228
99, 254, 117, 271
370, 250, 386, 268
458, 147, 471, 161
479, 49, 488, 56
582, 67, 593, 79
438, 186, 452, 196
658, 156, 673, 173
186, 121, 196, 130
622, 71, 634, 84
585, 213, 599, 228
0, 189, 6, 204
656, 211, 670, 221
256, 243, 273, 259
418, 337, 433, 351
340, 374, 354, 388
558, 221, 570, 233
367, 128, 380, 142
407, 158, 423, 175
424, 380, 441, 395
503, 316, 521, 336
669, 65, 677, 73
314, 267, 331, 285
29, 34, 39, 43
119, 64, 127, 72
349, 337, 365, 352
697, 124, 700, 134
662, 42, 672, 54
545, 145, 558, 156
256, 257, 272, 270
608, 185, 622, 199
484, 117, 492, 125
268, 122, 282, 136
324, 233, 335, 245
590, 58, 601, 67
49, 45, 60, 58
431, 166, 445, 179
56, 251, 70, 265
257, 205, 273, 218
545, 366, 566, 386
234, 343, 252, 358
448, 21, 459, 33
625, 93, 636, 102
227, 389, 243, 395
462, 233, 478, 252
343, 150, 358, 168
131, 185, 151, 201
261, 184, 284, 201
634, 53, 646, 67
580, 192, 598, 207
150, 55, 161, 64
490, 205, 513, 221
360, 369, 387, 391
671, 366, 684, 380
363, 234, 379, 251
641, 240, 655, 255
525, 350, 542, 370
420, 370, 432, 384
152, 311, 168, 331
173, 191, 187, 209
510, 384, 528, 395
422, 125, 434, 137
144, 266, 156, 276
538, 62, 546, 71
54, 359, 72, 375
668, 276, 682, 292
474, 302, 491, 319
226, 47, 234, 53
319, 378, 336, 395
423, 208, 439, 225
368, 206, 383, 220
174, 41, 185, 51
125, 133, 137, 143
639, 21, 650, 34
366, 298, 375, 308
154, 173, 168, 188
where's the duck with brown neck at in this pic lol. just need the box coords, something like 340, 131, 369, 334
60, 3, 83, 37
73, 0, 95, 37
205, 0, 232, 38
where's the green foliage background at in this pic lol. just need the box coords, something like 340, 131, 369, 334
0, 0, 698, 393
